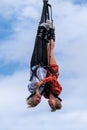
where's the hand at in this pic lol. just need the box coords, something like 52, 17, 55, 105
48, 99, 56, 112
35, 81, 43, 87
48, 92, 57, 111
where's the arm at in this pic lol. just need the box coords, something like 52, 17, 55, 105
35, 74, 56, 87
42, 74, 56, 83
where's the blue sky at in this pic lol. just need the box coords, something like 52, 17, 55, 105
0, 0, 87, 130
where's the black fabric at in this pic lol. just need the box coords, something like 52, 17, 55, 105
49, 28, 55, 41
30, 35, 48, 68
40, 0, 50, 24
30, 0, 51, 68
44, 65, 58, 76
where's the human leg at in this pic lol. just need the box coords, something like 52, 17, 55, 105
47, 39, 57, 65
31, 21, 51, 67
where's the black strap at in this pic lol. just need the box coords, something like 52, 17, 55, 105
30, 65, 40, 81
51, 92, 62, 102
48, 67, 58, 76
43, 65, 58, 76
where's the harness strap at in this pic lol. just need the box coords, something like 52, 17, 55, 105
30, 65, 40, 81
43, 65, 58, 76
27, 92, 36, 100
47, 66, 58, 76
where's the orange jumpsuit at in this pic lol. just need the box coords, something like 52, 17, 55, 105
42, 64, 62, 98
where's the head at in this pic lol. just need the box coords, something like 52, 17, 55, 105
26, 93, 42, 107
48, 99, 62, 111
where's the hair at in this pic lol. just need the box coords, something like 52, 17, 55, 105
26, 97, 37, 107
55, 99, 62, 110
49, 98, 62, 112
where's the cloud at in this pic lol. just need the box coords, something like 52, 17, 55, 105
0, 29, 34, 63
1, 0, 87, 72
65, 0, 87, 5
0, 71, 87, 130
0, 0, 42, 64
0, 70, 28, 108
0, 0, 41, 20
0, 0, 87, 130
52, 1, 87, 79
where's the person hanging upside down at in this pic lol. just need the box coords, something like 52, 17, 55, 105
26, 21, 62, 111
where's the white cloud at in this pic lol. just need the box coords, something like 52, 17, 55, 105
0, 70, 28, 109
52, 1, 87, 79
0, 0, 87, 130
0, 0, 41, 64
0, 71, 87, 130
0, 29, 34, 63
0, 0, 41, 19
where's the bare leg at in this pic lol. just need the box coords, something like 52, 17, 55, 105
47, 39, 56, 65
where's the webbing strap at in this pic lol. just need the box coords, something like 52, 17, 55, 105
30, 65, 40, 81
43, 65, 58, 76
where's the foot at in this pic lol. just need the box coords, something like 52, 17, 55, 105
40, 20, 52, 30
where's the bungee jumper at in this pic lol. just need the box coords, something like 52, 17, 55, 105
26, 0, 62, 112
